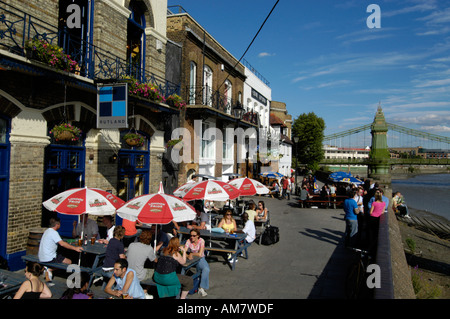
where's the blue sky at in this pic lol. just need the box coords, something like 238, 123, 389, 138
167, 0, 450, 148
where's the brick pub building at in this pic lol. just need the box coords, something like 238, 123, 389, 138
0, 0, 177, 270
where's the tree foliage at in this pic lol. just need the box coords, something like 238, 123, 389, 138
292, 112, 325, 170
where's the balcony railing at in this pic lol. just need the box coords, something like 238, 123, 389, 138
182, 85, 259, 125
0, 0, 179, 97
184, 85, 234, 115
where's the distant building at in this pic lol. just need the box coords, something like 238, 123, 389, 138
323, 145, 370, 160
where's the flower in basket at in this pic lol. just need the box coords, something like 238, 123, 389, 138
126, 78, 165, 103
49, 123, 82, 142
123, 132, 145, 147
25, 38, 79, 73
165, 138, 182, 149
166, 94, 186, 110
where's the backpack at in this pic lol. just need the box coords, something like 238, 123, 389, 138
261, 225, 279, 245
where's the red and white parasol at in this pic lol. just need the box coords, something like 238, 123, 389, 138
42, 187, 125, 265
228, 177, 270, 196
116, 191, 196, 252
43, 187, 125, 216
116, 193, 196, 225
173, 180, 241, 201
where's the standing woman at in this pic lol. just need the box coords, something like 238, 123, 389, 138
14, 262, 52, 299
368, 190, 385, 254
153, 237, 193, 299
217, 209, 237, 233
185, 229, 210, 297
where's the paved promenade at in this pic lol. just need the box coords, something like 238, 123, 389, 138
187, 195, 353, 299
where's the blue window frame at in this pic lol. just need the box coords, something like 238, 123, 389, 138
43, 144, 85, 237
117, 149, 149, 201
0, 116, 10, 260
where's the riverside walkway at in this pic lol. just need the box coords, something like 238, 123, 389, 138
187, 196, 353, 299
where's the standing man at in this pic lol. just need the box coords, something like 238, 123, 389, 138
38, 217, 84, 281
282, 176, 290, 200
343, 190, 361, 248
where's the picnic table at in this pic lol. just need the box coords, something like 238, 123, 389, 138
21, 239, 107, 288
177, 226, 250, 270
299, 195, 347, 209
0, 269, 26, 298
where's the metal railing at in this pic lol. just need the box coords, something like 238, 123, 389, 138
0, 0, 179, 97
182, 85, 259, 125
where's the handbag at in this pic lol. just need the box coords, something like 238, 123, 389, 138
211, 227, 225, 233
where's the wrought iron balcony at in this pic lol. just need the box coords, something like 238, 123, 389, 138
184, 85, 234, 115
182, 85, 258, 125
0, 0, 179, 97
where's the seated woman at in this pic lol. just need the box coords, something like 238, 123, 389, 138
255, 201, 268, 221
153, 237, 193, 299
14, 262, 52, 299
217, 209, 237, 233
61, 271, 91, 299
102, 226, 126, 279
185, 229, 210, 297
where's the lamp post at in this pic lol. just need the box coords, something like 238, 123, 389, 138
233, 103, 244, 175
294, 135, 299, 195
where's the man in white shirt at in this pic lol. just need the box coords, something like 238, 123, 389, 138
39, 217, 84, 281
239, 213, 256, 244
72, 214, 99, 239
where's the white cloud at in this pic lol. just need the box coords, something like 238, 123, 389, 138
420, 125, 450, 132
415, 78, 450, 87
258, 52, 275, 58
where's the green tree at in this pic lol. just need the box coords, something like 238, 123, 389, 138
292, 112, 325, 171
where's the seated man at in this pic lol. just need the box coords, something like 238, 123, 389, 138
392, 191, 410, 218
268, 181, 280, 198
187, 204, 211, 231
72, 214, 99, 239
104, 258, 146, 299
38, 217, 84, 281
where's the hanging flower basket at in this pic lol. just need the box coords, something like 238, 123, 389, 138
123, 132, 145, 147
24, 38, 79, 73
166, 94, 187, 110
50, 123, 82, 142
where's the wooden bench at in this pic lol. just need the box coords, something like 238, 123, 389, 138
205, 241, 251, 271
21, 254, 101, 287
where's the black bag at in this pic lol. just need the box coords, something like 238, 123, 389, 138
261, 225, 279, 245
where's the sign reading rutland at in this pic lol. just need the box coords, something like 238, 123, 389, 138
97, 83, 128, 129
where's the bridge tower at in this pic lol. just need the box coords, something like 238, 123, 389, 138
368, 105, 391, 184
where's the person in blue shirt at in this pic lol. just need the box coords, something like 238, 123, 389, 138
104, 258, 146, 299
367, 187, 390, 214
344, 190, 361, 248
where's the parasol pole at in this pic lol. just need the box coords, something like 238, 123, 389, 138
78, 214, 85, 266
154, 224, 157, 254
203, 199, 211, 248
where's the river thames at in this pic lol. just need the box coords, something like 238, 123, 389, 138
392, 173, 450, 222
